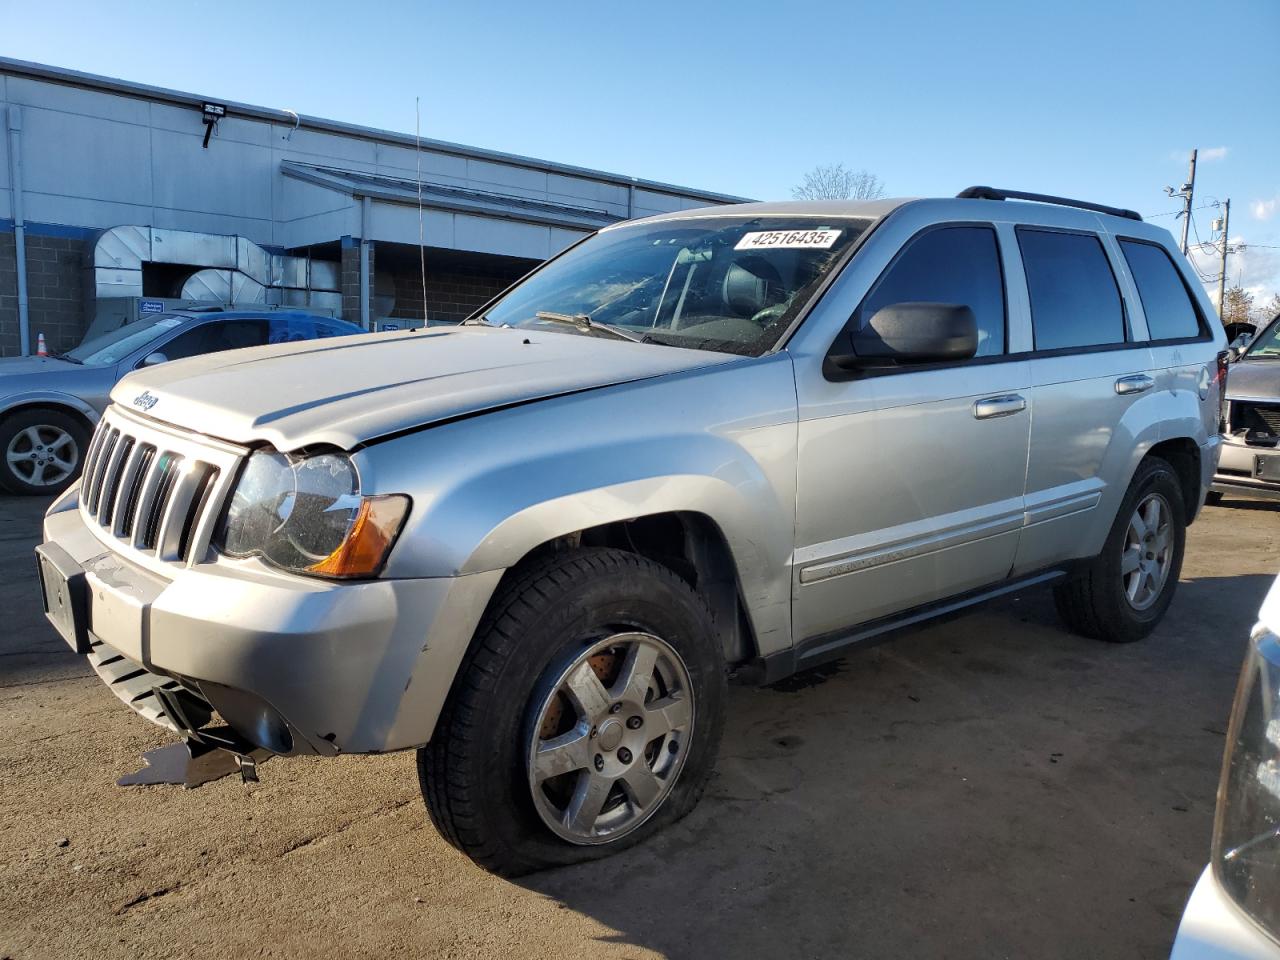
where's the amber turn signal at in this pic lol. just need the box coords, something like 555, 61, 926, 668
306, 494, 410, 579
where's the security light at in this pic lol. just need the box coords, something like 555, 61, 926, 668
200, 101, 226, 148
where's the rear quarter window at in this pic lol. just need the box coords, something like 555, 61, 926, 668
1118, 239, 1204, 341
1018, 228, 1126, 351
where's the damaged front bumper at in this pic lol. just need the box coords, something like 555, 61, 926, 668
37, 485, 501, 759
1212, 434, 1280, 501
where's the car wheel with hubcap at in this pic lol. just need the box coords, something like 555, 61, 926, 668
418, 547, 725, 876
0, 408, 89, 496
528, 631, 694, 845
1054, 456, 1187, 643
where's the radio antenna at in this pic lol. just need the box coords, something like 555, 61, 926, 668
416, 96, 427, 325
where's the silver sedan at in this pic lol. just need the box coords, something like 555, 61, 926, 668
0, 310, 361, 494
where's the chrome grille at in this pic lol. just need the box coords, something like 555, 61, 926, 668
79, 406, 246, 568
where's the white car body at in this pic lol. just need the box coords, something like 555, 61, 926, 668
1171, 578, 1280, 959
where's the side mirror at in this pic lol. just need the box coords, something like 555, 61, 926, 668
141, 352, 168, 367
829, 302, 979, 372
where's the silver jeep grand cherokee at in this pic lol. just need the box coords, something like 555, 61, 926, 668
36, 188, 1226, 875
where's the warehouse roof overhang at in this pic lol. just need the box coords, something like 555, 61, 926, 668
281, 160, 627, 232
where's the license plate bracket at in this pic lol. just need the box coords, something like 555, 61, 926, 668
35, 543, 90, 654
1257, 454, 1280, 482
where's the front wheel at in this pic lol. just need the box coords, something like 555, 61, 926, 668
1053, 457, 1187, 643
418, 547, 726, 876
0, 408, 89, 496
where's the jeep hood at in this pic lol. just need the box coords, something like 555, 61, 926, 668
111, 325, 737, 450
1226, 359, 1280, 403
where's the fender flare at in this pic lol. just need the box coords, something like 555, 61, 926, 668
0, 391, 102, 426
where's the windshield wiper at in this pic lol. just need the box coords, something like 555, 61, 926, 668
54, 353, 83, 365
533, 311, 644, 343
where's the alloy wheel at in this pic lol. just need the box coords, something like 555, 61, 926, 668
5, 424, 79, 487
1122, 492, 1173, 611
527, 631, 694, 845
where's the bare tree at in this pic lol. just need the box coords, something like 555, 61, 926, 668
1255, 292, 1280, 323
792, 163, 885, 201
1222, 285, 1254, 327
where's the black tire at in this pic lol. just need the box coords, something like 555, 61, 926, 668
418, 547, 726, 876
1053, 457, 1187, 644
0, 407, 90, 496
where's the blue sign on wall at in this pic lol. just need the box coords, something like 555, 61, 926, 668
140, 299, 165, 315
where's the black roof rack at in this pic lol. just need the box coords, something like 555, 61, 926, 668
956, 186, 1142, 222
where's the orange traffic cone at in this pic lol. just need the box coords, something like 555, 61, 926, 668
36, 333, 47, 357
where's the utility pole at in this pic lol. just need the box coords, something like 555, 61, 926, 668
1217, 198, 1231, 319
1178, 149, 1197, 256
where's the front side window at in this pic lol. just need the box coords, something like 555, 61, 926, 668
1118, 239, 1204, 341
1018, 229, 1126, 351
157, 320, 270, 362
859, 225, 1006, 358
477, 216, 871, 356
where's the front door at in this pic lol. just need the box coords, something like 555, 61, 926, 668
792, 224, 1031, 645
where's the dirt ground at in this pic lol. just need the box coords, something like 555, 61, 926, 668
1, 492, 1277, 960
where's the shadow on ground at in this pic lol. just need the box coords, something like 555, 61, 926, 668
3, 488, 1276, 959
516, 572, 1271, 959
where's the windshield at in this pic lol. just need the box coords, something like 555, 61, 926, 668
64, 313, 188, 366
1244, 317, 1280, 359
478, 216, 871, 355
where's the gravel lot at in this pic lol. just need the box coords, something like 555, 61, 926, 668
1, 492, 1277, 960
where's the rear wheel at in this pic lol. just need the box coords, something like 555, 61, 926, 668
1053, 457, 1186, 643
0, 408, 89, 496
418, 547, 725, 875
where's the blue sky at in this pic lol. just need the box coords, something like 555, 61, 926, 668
4, 0, 1278, 304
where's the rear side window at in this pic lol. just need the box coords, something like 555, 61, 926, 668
315, 319, 359, 339
861, 225, 1006, 357
1118, 239, 1203, 341
269, 316, 317, 343
1018, 229, 1126, 351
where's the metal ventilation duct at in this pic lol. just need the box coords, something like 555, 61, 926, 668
89, 226, 349, 311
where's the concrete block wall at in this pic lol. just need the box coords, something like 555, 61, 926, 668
391, 255, 536, 324
0, 229, 88, 358
340, 242, 374, 325
0, 232, 16, 356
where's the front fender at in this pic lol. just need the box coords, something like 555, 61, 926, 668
0, 390, 102, 423
358, 357, 800, 657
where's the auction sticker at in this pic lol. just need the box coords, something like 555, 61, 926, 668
736, 229, 841, 251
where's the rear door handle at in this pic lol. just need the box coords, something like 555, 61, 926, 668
972, 394, 1027, 420
1115, 374, 1155, 396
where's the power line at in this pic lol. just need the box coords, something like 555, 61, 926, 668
1144, 203, 1218, 219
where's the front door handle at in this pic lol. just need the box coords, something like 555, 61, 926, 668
972, 394, 1027, 420
1115, 374, 1155, 396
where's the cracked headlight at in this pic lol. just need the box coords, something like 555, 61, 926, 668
216, 450, 409, 579
1214, 625, 1280, 944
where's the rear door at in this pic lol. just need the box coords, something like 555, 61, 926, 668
1011, 227, 1154, 574
1115, 235, 1219, 458
792, 223, 1031, 644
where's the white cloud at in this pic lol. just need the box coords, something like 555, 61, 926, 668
1187, 236, 1280, 309
1251, 196, 1279, 221
1169, 146, 1229, 165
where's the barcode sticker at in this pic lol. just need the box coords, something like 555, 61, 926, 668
735, 229, 842, 251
